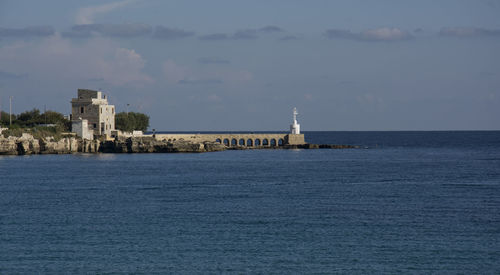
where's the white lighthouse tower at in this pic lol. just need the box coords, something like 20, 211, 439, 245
290, 107, 300, 134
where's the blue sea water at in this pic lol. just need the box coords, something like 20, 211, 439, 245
1, 131, 499, 274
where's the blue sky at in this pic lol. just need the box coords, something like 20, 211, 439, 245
0, 0, 499, 130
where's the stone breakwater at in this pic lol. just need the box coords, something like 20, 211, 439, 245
0, 134, 357, 155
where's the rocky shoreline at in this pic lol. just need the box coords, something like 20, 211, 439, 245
0, 134, 357, 155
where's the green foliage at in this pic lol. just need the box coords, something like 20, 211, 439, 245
1, 108, 70, 133
31, 126, 66, 141
115, 112, 150, 132
1, 127, 24, 138
43, 111, 66, 124
0, 111, 14, 126
1, 126, 66, 140
16, 108, 42, 127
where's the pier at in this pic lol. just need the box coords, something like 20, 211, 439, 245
153, 133, 305, 148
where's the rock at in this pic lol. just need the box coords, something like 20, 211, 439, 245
79, 139, 99, 153
17, 134, 40, 155
318, 144, 358, 149
282, 143, 358, 149
303, 144, 320, 149
128, 137, 157, 153
39, 137, 79, 154
0, 136, 18, 155
202, 141, 226, 152
155, 140, 204, 153
0, 132, 355, 155
106, 137, 227, 153
0, 134, 87, 155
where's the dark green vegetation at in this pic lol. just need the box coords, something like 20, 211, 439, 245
115, 112, 149, 132
1, 109, 71, 140
1, 109, 150, 138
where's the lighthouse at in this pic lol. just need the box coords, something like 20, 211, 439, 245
290, 107, 300, 134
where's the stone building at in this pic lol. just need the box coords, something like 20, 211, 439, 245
71, 89, 115, 137
71, 119, 93, 140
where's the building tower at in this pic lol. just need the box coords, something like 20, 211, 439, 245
290, 107, 300, 134
71, 89, 115, 137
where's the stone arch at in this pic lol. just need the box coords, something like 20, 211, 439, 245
231, 138, 237, 146
262, 139, 269, 146
223, 139, 230, 146
216, 138, 222, 144
270, 139, 277, 146
247, 139, 253, 147
255, 139, 261, 146
278, 138, 284, 146
239, 139, 245, 146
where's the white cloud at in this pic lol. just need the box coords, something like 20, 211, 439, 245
75, 0, 136, 25
360, 28, 411, 41
325, 27, 412, 41
0, 34, 152, 86
439, 27, 500, 37
162, 60, 190, 83
162, 59, 252, 85
63, 23, 152, 38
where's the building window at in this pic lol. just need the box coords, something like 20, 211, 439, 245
80, 107, 84, 113
93, 123, 97, 128
100, 108, 102, 114
112, 107, 114, 114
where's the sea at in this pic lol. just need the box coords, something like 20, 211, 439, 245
1, 131, 499, 274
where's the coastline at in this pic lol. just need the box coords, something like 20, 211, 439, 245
0, 134, 357, 156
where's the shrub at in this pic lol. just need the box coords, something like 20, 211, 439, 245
115, 112, 150, 132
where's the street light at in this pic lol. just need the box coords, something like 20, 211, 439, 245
9, 96, 12, 127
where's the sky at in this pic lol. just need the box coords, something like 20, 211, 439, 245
0, 0, 499, 131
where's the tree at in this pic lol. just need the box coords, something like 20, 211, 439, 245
42, 111, 71, 131
115, 112, 149, 132
0, 111, 13, 126
16, 108, 41, 127
43, 111, 66, 124
0, 108, 70, 131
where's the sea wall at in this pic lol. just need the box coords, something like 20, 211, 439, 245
153, 133, 306, 146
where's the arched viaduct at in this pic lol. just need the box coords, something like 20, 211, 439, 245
153, 133, 305, 148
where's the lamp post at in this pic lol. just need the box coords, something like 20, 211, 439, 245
9, 96, 12, 127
